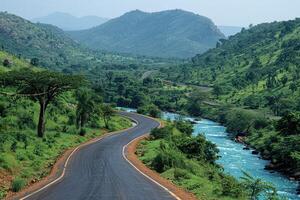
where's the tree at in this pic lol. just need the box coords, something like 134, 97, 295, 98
75, 88, 95, 129
289, 82, 298, 93
186, 91, 209, 116
100, 105, 115, 129
30, 58, 39, 66
3, 59, 12, 67
1, 69, 84, 137
241, 171, 278, 200
105, 71, 114, 86
280, 75, 288, 86
148, 105, 161, 118
276, 112, 300, 135
213, 85, 223, 98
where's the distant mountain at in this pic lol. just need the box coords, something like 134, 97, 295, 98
69, 10, 225, 58
218, 26, 243, 37
32, 12, 109, 31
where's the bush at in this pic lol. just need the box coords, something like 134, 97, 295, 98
11, 177, 26, 192
176, 135, 219, 163
0, 153, 19, 172
174, 120, 193, 136
151, 149, 186, 173
150, 126, 172, 139
174, 168, 190, 180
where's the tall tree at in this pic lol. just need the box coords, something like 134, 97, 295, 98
100, 105, 115, 129
1, 69, 84, 137
75, 88, 96, 129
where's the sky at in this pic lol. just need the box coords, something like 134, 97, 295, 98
1, 0, 300, 27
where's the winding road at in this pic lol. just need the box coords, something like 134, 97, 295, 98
21, 112, 175, 200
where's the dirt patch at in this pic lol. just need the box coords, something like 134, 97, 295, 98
125, 135, 198, 200
6, 126, 134, 200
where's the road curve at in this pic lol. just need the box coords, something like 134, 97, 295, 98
23, 112, 175, 200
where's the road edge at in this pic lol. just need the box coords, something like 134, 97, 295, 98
7, 114, 137, 200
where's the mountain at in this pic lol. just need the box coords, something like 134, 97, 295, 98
32, 12, 109, 31
69, 9, 225, 58
0, 12, 92, 70
0, 12, 171, 72
218, 26, 243, 37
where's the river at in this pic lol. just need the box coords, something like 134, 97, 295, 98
119, 108, 299, 199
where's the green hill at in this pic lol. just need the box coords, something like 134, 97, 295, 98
0, 12, 173, 73
0, 12, 87, 70
69, 9, 225, 58
164, 18, 300, 115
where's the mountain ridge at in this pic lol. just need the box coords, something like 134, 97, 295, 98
69, 9, 225, 58
32, 12, 109, 31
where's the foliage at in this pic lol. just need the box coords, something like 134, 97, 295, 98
276, 111, 300, 135
100, 104, 115, 129
241, 171, 278, 200
11, 177, 26, 192
1, 69, 84, 137
139, 121, 247, 200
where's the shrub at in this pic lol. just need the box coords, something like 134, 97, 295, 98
176, 135, 219, 163
174, 120, 193, 136
174, 168, 190, 180
0, 153, 19, 172
11, 177, 26, 192
150, 126, 172, 139
151, 150, 186, 173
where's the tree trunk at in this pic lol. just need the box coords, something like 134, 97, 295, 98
38, 100, 46, 137
104, 117, 109, 129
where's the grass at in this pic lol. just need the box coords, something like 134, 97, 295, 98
0, 115, 131, 198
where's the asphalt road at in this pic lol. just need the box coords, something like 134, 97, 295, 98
24, 112, 175, 200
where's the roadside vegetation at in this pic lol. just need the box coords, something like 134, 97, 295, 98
137, 120, 281, 200
0, 51, 131, 198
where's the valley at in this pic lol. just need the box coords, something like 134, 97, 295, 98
0, 5, 299, 200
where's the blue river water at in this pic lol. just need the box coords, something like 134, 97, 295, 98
119, 108, 299, 199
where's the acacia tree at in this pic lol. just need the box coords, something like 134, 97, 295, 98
1, 69, 84, 137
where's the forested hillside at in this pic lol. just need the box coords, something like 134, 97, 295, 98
163, 18, 300, 115
0, 12, 174, 73
156, 18, 300, 182
69, 9, 225, 58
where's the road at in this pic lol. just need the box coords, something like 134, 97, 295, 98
24, 112, 175, 200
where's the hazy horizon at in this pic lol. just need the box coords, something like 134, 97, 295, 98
1, 0, 300, 27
